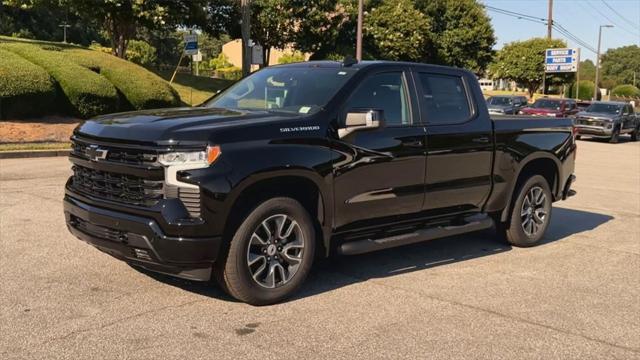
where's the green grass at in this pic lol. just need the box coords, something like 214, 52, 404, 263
156, 71, 233, 106
0, 36, 181, 119
0, 142, 70, 151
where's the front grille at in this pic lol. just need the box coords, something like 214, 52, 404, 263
71, 165, 163, 206
577, 118, 604, 127
72, 139, 158, 165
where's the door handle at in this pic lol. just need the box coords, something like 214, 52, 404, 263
404, 140, 424, 148
472, 136, 490, 143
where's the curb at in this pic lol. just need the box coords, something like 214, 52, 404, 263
0, 149, 71, 159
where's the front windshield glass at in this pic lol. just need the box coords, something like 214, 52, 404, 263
531, 99, 561, 110
585, 103, 622, 114
487, 97, 513, 106
203, 67, 358, 114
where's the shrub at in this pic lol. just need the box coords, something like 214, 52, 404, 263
564, 80, 599, 101
611, 84, 640, 98
278, 51, 306, 64
126, 40, 157, 67
210, 53, 232, 70
216, 66, 242, 80
65, 48, 181, 110
0, 48, 57, 119
0, 42, 119, 118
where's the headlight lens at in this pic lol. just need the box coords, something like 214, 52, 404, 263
158, 145, 221, 166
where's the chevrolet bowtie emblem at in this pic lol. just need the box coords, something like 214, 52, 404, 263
85, 145, 108, 162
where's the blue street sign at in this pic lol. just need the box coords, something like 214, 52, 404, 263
545, 48, 579, 73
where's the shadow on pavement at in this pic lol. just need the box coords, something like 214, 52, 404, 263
132, 207, 613, 303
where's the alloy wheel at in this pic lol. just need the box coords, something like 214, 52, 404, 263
521, 186, 548, 237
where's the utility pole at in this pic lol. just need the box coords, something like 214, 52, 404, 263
240, 0, 251, 77
547, 0, 553, 39
356, 0, 363, 61
59, 22, 71, 43
594, 24, 614, 100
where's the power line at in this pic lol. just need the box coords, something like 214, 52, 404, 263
600, 0, 640, 31
484, 4, 597, 54
585, 0, 639, 39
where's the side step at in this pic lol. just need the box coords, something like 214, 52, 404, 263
337, 214, 494, 255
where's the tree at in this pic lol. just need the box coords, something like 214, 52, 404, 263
3, 0, 236, 58
249, 0, 296, 67
601, 45, 640, 88
415, 0, 495, 73
578, 59, 596, 82
364, 0, 431, 61
489, 38, 567, 98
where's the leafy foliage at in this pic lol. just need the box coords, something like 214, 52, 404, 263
415, 0, 495, 73
611, 85, 640, 98
564, 80, 597, 101
216, 66, 242, 80
125, 40, 157, 67
489, 38, 567, 97
0, 48, 57, 118
601, 45, 640, 88
278, 51, 306, 64
209, 53, 233, 70
578, 59, 596, 82
365, 0, 430, 61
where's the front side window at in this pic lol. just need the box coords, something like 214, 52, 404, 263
418, 73, 471, 125
204, 67, 357, 115
344, 72, 411, 126
531, 99, 562, 110
487, 97, 512, 106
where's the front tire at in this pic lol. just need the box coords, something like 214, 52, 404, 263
500, 175, 552, 247
215, 197, 315, 305
609, 127, 620, 143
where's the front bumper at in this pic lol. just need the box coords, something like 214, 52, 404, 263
574, 125, 613, 137
64, 195, 221, 281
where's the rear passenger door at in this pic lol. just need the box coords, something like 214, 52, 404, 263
414, 68, 494, 214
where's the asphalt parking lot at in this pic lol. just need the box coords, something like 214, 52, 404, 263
1, 138, 639, 360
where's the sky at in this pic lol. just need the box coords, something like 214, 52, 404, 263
482, 0, 640, 62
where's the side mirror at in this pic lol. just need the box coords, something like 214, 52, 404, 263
338, 109, 383, 138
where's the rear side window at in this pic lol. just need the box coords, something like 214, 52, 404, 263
418, 73, 471, 125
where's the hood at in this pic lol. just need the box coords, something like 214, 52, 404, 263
521, 107, 560, 115
75, 107, 301, 145
487, 104, 513, 111
576, 111, 617, 120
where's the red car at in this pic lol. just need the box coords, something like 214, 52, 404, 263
519, 98, 579, 117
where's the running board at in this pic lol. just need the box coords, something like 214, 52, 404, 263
337, 214, 494, 255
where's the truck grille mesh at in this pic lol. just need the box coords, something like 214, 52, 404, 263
71, 165, 163, 206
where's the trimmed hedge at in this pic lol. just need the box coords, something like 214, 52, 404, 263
216, 66, 242, 80
1, 42, 119, 118
0, 48, 56, 119
66, 48, 180, 110
564, 80, 599, 101
0, 36, 181, 119
611, 84, 640, 98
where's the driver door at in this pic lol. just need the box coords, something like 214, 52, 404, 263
332, 68, 426, 230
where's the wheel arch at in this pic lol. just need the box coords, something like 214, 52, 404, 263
499, 153, 560, 223
223, 170, 332, 257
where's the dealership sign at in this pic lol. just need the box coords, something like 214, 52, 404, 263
183, 33, 198, 55
545, 48, 579, 73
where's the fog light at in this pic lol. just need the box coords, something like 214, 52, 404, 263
133, 248, 152, 261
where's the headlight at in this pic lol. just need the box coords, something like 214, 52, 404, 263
158, 145, 221, 167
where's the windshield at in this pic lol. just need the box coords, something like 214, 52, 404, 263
531, 99, 561, 110
585, 103, 622, 114
487, 97, 513, 106
203, 67, 357, 114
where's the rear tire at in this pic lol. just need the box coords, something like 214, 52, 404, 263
214, 197, 315, 305
575, 135, 581, 140
499, 175, 552, 247
631, 126, 639, 141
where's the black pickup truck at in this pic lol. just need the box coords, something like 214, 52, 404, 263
64, 61, 576, 305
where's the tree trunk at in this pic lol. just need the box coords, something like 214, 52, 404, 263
106, 12, 135, 59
